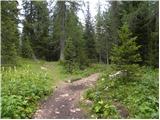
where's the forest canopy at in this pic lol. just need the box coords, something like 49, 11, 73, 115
1, 0, 158, 68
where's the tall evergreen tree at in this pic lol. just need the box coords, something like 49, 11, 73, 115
58, 1, 66, 61
84, 2, 96, 61
64, 37, 76, 73
95, 1, 103, 63
108, 1, 122, 44
111, 24, 141, 78
1, 1, 19, 65
120, 1, 159, 67
66, 1, 87, 69
22, 1, 50, 60
146, 2, 159, 67
102, 10, 112, 64
21, 0, 37, 59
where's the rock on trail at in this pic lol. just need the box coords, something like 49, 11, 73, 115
33, 73, 99, 119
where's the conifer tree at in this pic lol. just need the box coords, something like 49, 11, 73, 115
84, 2, 96, 61
22, 0, 50, 60
111, 24, 141, 78
1, 1, 19, 65
58, 1, 66, 61
146, 2, 159, 67
102, 11, 112, 64
120, 1, 159, 67
64, 1, 88, 71
95, 1, 103, 63
21, 36, 33, 58
109, 1, 121, 44
64, 37, 76, 73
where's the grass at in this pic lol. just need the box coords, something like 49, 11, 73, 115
18, 58, 106, 85
2, 58, 158, 119
1, 58, 106, 119
83, 66, 159, 119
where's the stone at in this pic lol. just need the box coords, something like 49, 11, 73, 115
75, 108, 81, 112
84, 99, 93, 106
109, 70, 128, 79
60, 93, 69, 97
70, 109, 76, 113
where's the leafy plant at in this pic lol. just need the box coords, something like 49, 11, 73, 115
84, 66, 159, 119
1, 66, 52, 118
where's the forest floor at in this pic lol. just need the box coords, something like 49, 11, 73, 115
33, 73, 99, 119
2, 59, 158, 119
2, 58, 106, 119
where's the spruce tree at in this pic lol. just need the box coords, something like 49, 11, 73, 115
109, 1, 122, 45
64, 1, 88, 71
64, 37, 76, 73
1, 1, 19, 66
102, 11, 112, 64
22, 1, 50, 60
146, 2, 159, 67
21, 36, 33, 58
21, 0, 36, 59
95, 1, 103, 63
84, 2, 96, 61
119, 1, 159, 67
55, 1, 66, 61
111, 24, 141, 79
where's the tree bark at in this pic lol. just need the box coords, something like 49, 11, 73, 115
60, 1, 66, 61
99, 53, 102, 63
106, 51, 109, 65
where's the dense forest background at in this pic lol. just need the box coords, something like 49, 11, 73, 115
1, 0, 159, 68
1, 0, 159, 119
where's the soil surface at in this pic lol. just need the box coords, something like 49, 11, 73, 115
33, 73, 99, 119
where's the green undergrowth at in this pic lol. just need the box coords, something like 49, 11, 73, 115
83, 66, 159, 119
1, 58, 106, 118
68, 63, 107, 79
1, 66, 52, 118
1, 58, 56, 118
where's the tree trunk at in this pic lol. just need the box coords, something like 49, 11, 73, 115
99, 53, 102, 63
60, 1, 66, 61
106, 51, 109, 65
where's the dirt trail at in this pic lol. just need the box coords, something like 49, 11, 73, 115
33, 73, 99, 119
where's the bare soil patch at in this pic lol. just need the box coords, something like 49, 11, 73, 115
33, 73, 99, 119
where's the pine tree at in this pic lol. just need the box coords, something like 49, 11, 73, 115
111, 24, 141, 79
